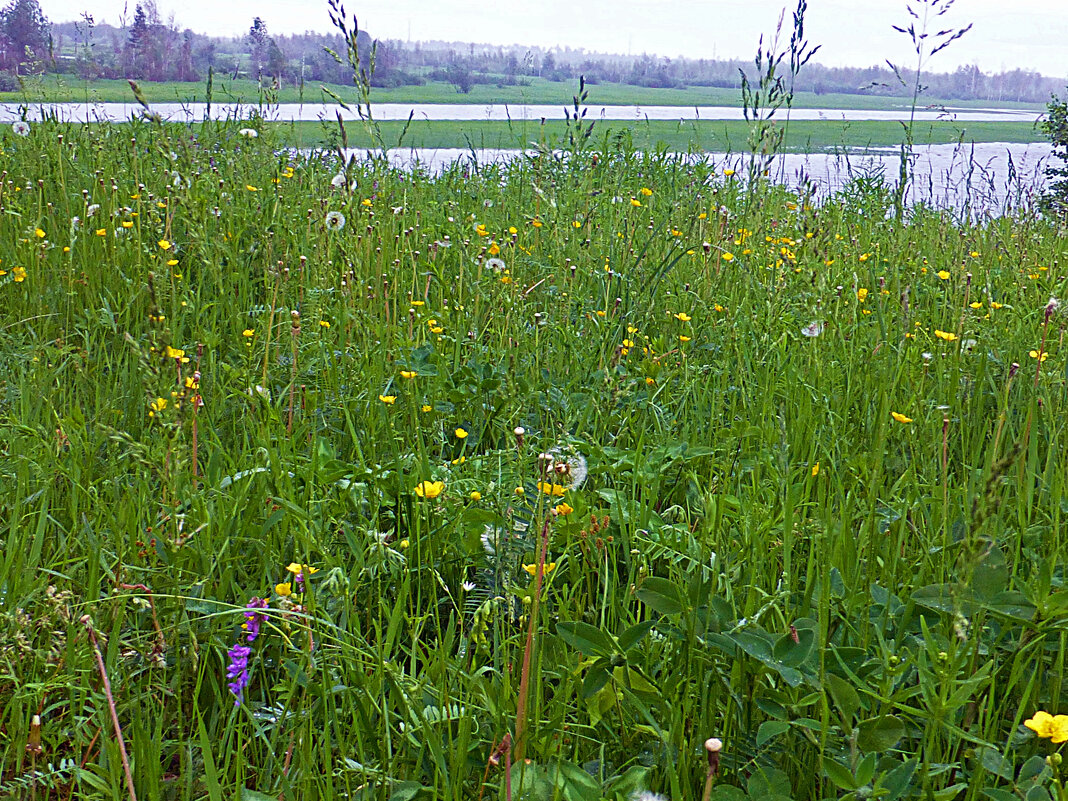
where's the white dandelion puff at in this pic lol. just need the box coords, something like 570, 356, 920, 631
12, 121, 30, 136
801, 320, 824, 338
330, 173, 347, 189
486, 257, 506, 272
545, 447, 588, 490
238, 127, 258, 138
325, 211, 346, 232
87, 204, 101, 218
70, 216, 82, 233
630, 792, 668, 801
481, 525, 501, 556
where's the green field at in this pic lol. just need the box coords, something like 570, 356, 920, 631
278, 117, 1047, 152
1, 115, 1067, 801
0, 73, 1049, 112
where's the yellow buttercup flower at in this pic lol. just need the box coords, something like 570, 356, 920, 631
286, 563, 319, 575
934, 329, 959, 342
1025, 711, 1068, 743
537, 481, 566, 497
891, 412, 913, 424
674, 312, 691, 322
811, 462, 820, 477
158, 239, 171, 250
414, 480, 445, 499
553, 502, 574, 516
522, 562, 557, 576
455, 427, 468, 439
379, 395, 396, 404
470, 491, 482, 501
275, 582, 293, 597
937, 270, 951, 280
400, 370, 417, 379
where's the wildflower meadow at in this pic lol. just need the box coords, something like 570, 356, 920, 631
1, 83, 1067, 801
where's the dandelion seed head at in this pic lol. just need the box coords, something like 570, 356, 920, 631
325, 211, 346, 231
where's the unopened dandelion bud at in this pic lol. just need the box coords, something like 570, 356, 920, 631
1009, 362, 1020, 378
514, 426, 525, 447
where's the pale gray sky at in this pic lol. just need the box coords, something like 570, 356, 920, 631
42, 0, 1068, 78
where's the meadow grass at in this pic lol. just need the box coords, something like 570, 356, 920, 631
0, 73, 1048, 112
0, 114, 1067, 801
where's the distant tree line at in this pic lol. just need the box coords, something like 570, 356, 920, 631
1, 0, 1065, 105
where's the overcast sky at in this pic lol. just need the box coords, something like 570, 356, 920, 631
41, 0, 1068, 78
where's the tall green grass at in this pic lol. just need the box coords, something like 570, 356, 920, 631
0, 115, 1066, 801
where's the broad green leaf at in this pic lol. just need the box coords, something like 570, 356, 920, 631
635, 577, 686, 616
857, 715, 905, 752
823, 758, 858, 791
756, 720, 790, 747
557, 621, 616, 658
618, 620, 655, 652
825, 672, 862, 724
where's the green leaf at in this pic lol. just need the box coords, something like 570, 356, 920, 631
196, 712, 224, 801
883, 758, 917, 801
557, 621, 616, 658
855, 753, 876, 787
548, 761, 600, 801
983, 790, 1020, 801
708, 788, 748, 801
747, 766, 792, 797
825, 672, 862, 724
242, 791, 280, 801
977, 746, 1015, 781
618, 620, 654, 652
756, 720, 790, 747
823, 758, 858, 791
1025, 786, 1053, 801
580, 660, 612, 699
857, 715, 905, 752
772, 627, 816, 668
635, 577, 686, 616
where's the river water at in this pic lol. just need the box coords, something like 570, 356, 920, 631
331, 142, 1053, 213
0, 101, 1046, 124
2, 102, 1054, 211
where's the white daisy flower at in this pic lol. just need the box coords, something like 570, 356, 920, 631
325, 211, 346, 231
12, 121, 30, 136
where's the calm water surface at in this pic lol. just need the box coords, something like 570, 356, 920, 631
0, 101, 1046, 124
